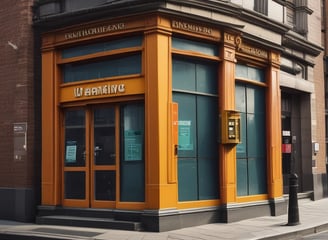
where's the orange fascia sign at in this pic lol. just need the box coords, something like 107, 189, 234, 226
59, 77, 144, 103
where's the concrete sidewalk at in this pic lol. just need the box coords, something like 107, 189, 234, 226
0, 198, 328, 240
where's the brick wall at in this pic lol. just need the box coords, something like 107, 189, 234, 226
0, 0, 40, 189
308, 0, 326, 174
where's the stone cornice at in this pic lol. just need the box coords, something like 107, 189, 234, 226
283, 31, 323, 57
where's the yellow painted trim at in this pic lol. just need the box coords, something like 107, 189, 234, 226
177, 200, 220, 209
235, 78, 268, 87
171, 49, 221, 61
58, 47, 143, 64
236, 195, 268, 203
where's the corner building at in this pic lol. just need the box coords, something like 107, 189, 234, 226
33, 0, 324, 231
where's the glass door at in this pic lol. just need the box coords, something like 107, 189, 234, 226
63, 107, 117, 208
63, 109, 88, 207
62, 103, 145, 208
91, 107, 117, 208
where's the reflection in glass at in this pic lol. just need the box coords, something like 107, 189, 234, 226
94, 170, 116, 201
64, 110, 85, 167
94, 108, 115, 165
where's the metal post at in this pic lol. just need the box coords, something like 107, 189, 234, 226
287, 173, 300, 226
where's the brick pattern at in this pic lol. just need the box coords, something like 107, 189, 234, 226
308, 0, 326, 174
0, 0, 39, 188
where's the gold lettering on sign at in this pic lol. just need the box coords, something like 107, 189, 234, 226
73, 84, 126, 98
171, 20, 212, 35
240, 43, 268, 59
224, 33, 235, 44
64, 23, 125, 40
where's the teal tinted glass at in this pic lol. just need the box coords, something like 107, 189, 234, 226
173, 57, 219, 201
198, 158, 219, 200
120, 103, 145, 202
172, 37, 218, 56
235, 83, 267, 196
173, 58, 218, 94
197, 96, 218, 158
248, 158, 267, 195
178, 158, 198, 201
173, 93, 197, 157
235, 64, 265, 82
237, 159, 248, 196
62, 36, 142, 59
196, 63, 218, 94
247, 113, 266, 157
246, 86, 265, 114
63, 54, 141, 83
236, 112, 247, 158
172, 59, 196, 92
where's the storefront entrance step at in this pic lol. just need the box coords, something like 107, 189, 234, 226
36, 215, 144, 231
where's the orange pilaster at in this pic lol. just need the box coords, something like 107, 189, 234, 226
144, 26, 178, 209
267, 51, 283, 198
41, 47, 61, 206
219, 33, 238, 204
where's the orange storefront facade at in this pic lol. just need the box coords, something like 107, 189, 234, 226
39, 12, 284, 231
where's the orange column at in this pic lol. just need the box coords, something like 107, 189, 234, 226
219, 33, 238, 204
41, 45, 61, 206
144, 26, 178, 209
267, 51, 283, 199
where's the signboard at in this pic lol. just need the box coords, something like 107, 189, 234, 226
124, 130, 143, 161
178, 121, 193, 151
65, 141, 77, 163
13, 122, 27, 161
282, 144, 292, 154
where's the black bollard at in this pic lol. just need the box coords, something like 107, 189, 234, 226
287, 173, 300, 226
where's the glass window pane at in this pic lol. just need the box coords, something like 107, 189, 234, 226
94, 108, 115, 165
235, 84, 246, 113
248, 66, 265, 82
173, 93, 197, 157
178, 158, 198, 201
196, 63, 218, 95
246, 86, 265, 114
198, 158, 219, 200
197, 96, 218, 158
120, 103, 145, 202
235, 64, 248, 79
236, 112, 247, 158
172, 37, 218, 56
64, 110, 85, 167
63, 54, 141, 83
173, 57, 219, 201
247, 113, 266, 158
235, 83, 267, 196
64, 171, 85, 199
94, 170, 115, 201
237, 159, 248, 196
235, 64, 265, 82
172, 59, 196, 92
248, 158, 267, 195
62, 36, 142, 59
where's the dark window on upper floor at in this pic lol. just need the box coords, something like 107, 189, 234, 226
254, 0, 268, 15
285, 0, 311, 35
